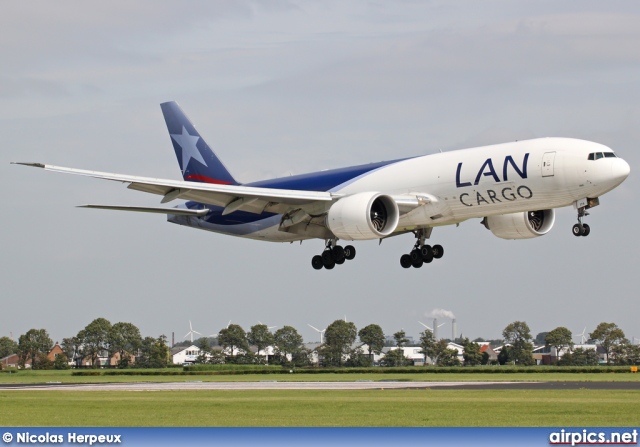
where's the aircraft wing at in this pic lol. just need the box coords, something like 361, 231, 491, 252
13, 163, 334, 215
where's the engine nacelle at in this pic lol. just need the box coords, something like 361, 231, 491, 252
484, 209, 555, 240
327, 192, 400, 240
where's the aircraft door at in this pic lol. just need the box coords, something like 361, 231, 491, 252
542, 152, 556, 177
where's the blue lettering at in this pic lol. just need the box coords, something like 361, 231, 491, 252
456, 163, 472, 188
474, 158, 500, 185
503, 153, 529, 181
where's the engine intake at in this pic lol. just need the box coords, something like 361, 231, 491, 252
327, 192, 399, 240
484, 209, 555, 240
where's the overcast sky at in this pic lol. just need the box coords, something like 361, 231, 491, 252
3, 1, 639, 346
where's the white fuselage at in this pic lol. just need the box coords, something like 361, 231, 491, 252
171, 137, 630, 241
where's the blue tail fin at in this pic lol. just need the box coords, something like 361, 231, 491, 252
160, 101, 239, 185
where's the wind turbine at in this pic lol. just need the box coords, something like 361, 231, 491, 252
573, 327, 588, 344
209, 321, 232, 337
419, 320, 445, 339
184, 320, 202, 343
308, 324, 327, 343
258, 321, 278, 330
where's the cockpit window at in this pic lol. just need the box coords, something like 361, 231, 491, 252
588, 152, 616, 160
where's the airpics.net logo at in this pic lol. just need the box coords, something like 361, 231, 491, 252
2, 432, 121, 445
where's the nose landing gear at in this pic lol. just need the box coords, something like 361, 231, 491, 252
572, 205, 591, 237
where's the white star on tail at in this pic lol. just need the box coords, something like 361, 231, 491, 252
170, 126, 207, 171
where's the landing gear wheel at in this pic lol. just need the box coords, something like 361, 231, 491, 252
420, 245, 433, 258
432, 244, 444, 259
321, 250, 334, 264
581, 224, 590, 236
335, 257, 345, 265
323, 258, 335, 269
412, 258, 424, 268
332, 245, 345, 261
410, 250, 422, 262
400, 254, 412, 269
344, 245, 356, 260
572, 224, 582, 237
311, 255, 324, 270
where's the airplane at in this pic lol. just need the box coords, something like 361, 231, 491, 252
13, 101, 630, 270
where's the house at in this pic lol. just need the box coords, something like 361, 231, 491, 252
46, 342, 65, 362
171, 345, 209, 364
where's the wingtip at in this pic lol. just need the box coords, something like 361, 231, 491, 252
11, 162, 46, 168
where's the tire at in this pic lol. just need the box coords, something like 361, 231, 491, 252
321, 250, 334, 264
420, 245, 433, 258
572, 224, 582, 237
332, 245, 345, 261
400, 254, 412, 268
344, 245, 356, 260
323, 258, 336, 269
412, 258, 424, 268
311, 255, 324, 270
581, 224, 590, 236
432, 244, 444, 259
335, 257, 345, 265
410, 249, 421, 262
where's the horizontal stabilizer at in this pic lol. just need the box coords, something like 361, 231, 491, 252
78, 205, 209, 216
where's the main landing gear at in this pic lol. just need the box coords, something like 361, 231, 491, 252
400, 229, 444, 269
311, 240, 356, 270
572, 206, 591, 237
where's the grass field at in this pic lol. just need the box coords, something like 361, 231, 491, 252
2, 370, 640, 384
1, 389, 638, 426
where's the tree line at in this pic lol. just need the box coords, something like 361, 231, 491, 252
1, 318, 637, 370
0, 318, 169, 370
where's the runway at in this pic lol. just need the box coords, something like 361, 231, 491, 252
1, 381, 639, 391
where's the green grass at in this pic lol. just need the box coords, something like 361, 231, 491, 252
1, 369, 639, 384
0, 389, 637, 426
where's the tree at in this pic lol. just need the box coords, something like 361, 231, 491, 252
358, 324, 385, 364
273, 326, 304, 366
419, 329, 436, 365
247, 324, 275, 364
590, 322, 626, 365
558, 347, 599, 366
0, 336, 18, 359
54, 353, 71, 370
545, 327, 574, 364
61, 336, 83, 368
611, 342, 640, 366
498, 345, 510, 365
461, 338, 482, 366
17, 329, 53, 369
137, 335, 169, 368
79, 318, 112, 368
217, 324, 249, 357
393, 330, 409, 348
194, 338, 211, 364
321, 320, 357, 367
502, 321, 535, 365
107, 322, 142, 368
381, 348, 411, 367
436, 347, 461, 366
534, 332, 549, 346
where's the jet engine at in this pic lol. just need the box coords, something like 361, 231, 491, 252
483, 209, 555, 240
327, 192, 399, 240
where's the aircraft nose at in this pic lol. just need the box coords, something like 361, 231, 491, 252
611, 157, 630, 183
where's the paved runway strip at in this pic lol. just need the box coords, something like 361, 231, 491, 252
2, 381, 639, 391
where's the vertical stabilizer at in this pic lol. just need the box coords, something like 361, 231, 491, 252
160, 101, 239, 185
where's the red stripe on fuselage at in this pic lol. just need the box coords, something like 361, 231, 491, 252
185, 174, 232, 185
